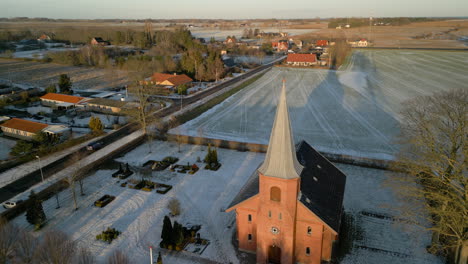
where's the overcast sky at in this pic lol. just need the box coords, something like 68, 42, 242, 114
2, 0, 468, 19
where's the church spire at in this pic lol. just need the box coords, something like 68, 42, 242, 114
258, 80, 303, 179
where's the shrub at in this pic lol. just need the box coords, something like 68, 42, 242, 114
96, 227, 121, 244
167, 198, 181, 216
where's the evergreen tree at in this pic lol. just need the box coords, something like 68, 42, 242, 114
26, 191, 46, 229
58, 74, 72, 94
45, 84, 57, 93
156, 252, 163, 264
172, 221, 184, 246
204, 144, 212, 164
212, 148, 218, 165
161, 216, 173, 246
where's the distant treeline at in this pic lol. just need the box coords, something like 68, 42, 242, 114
328, 17, 442, 28
41, 29, 225, 83
0, 17, 317, 24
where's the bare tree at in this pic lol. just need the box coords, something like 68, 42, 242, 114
107, 250, 130, 264
65, 152, 87, 211
74, 246, 95, 264
14, 229, 38, 264
0, 217, 20, 263
126, 84, 154, 153
35, 230, 77, 264
388, 88, 467, 264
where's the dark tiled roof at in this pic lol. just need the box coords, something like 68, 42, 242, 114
296, 141, 346, 232
227, 168, 260, 209
227, 140, 346, 232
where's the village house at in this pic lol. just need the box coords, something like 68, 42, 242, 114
226, 81, 346, 264
141, 73, 193, 89
358, 39, 369, 47
316, 40, 329, 47
225, 36, 237, 44
90, 37, 111, 46
272, 40, 289, 52
40, 93, 89, 109
286, 54, 317, 67
85, 98, 128, 114
0, 118, 70, 141
37, 34, 51, 42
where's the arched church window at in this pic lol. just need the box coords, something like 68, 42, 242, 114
307, 226, 312, 235
306, 247, 310, 255
248, 234, 252, 241
248, 214, 252, 222
270, 186, 281, 202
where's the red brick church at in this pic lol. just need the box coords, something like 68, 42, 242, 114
226, 81, 346, 264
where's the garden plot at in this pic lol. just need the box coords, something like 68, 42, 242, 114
173, 50, 468, 159
8, 140, 441, 264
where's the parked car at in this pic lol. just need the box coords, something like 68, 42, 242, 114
87, 142, 103, 151
94, 195, 115, 208
2, 201, 17, 209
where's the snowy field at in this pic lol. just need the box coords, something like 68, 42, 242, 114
174, 50, 468, 159
10, 140, 441, 264
191, 28, 318, 41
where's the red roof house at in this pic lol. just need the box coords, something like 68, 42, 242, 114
146, 73, 193, 87
316, 40, 329, 47
0, 118, 49, 140
40, 93, 88, 109
286, 54, 317, 66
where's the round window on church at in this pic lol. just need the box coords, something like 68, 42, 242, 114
271, 227, 280, 235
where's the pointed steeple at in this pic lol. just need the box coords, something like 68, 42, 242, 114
258, 80, 303, 179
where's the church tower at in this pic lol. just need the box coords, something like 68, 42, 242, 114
226, 80, 346, 264
255, 80, 302, 264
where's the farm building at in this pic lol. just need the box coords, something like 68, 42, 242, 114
91, 37, 111, 46
285, 54, 317, 66
37, 34, 51, 41
227, 82, 346, 264
40, 93, 89, 109
0, 118, 70, 141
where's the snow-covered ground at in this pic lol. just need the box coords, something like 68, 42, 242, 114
0, 137, 16, 160
173, 50, 468, 159
12, 47, 80, 59
58, 113, 127, 128
190, 28, 318, 41
10, 140, 441, 264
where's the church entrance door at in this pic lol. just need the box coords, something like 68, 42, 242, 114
268, 245, 281, 264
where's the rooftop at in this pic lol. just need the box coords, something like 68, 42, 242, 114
40, 93, 86, 104
0, 118, 49, 133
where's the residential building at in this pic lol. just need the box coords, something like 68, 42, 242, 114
316, 40, 329, 47
85, 98, 128, 114
37, 34, 51, 42
272, 40, 289, 52
91, 37, 111, 46
40, 93, 89, 109
285, 54, 317, 66
358, 39, 369, 47
141, 73, 193, 88
226, 81, 346, 264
